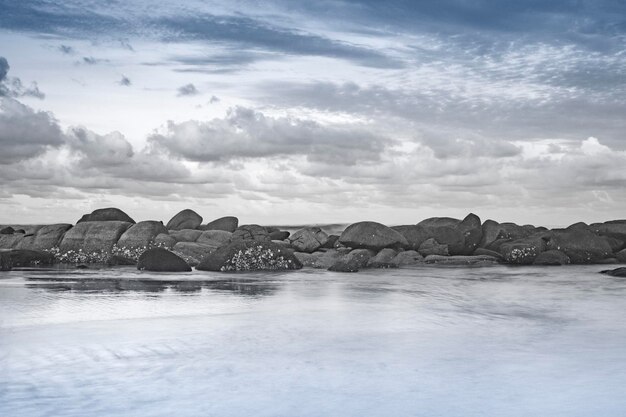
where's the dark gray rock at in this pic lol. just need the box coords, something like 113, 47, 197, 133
500, 235, 547, 265
173, 242, 216, 265
59, 221, 132, 253
1, 252, 12, 271
392, 225, 430, 251
196, 230, 232, 248
338, 221, 408, 250
6, 249, 55, 267
591, 220, 626, 242
289, 227, 328, 253
323, 235, 339, 249
328, 260, 360, 272
106, 255, 136, 266
78, 208, 135, 224
16, 224, 72, 250
295, 249, 343, 269
200, 216, 239, 232
600, 267, 626, 277
269, 230, 290, 241
457, 213, 483, 255
196, 241, 302, 272
169, 229, 203, 242
390, 250, 423, 267
328, 249, 375, 272
154, 233, 177, 248
367, 248, 398, 268
117, 221, 167, 249
616, 249, 626, 263
166, 209, 203, 230
533, 250, 571, 266
232, 225, 270, 242
0, 226, 14, 234
137, 248, 191, 272
544, 229, 613, 264
418, 238, 449, 257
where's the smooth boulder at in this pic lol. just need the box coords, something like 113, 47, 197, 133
392, 225, 430, 250
600, 267, 626, 277
338, 221, 408, 251
418, 238, 448, 257
200, 216, 238, 233
16, 224, 72, 251
78, 208, 135, 224
59, 221, 132, 253
544, 229, 612, 264
289, 227, 329, 253
137, 248, 191, 272
232, 225, 270, 242
533, 250, 571, 266
390, 250, 423, 267
500, 235, 546, 265
169, 229, 203, 242
0, 226, 14, 234
173, 242, 216, 265
196, 230, 232, 248
196, 241, 302, 272
367, 248, 398, 268
6, 249, 55, 267
117, 221, 167, 248
328, 249, 375, 272
154, 233, 177, 248
166, 209, 203, 230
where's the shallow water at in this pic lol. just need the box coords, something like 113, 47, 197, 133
1, 265, 626, 417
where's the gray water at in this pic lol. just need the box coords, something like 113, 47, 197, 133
1, 265, 626, 417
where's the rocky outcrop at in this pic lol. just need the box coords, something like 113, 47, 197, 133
232, 225, 270, 242
390, 250, 423, 267
289, 227, 329, 253
173, 242, 216, 265
117, 221, 167, 248
200, 216, 238, 232
196, 230, 232, 248
59, 221, 132, 253
77, 208, 135, 224
6, 249, 55, 267
418, 213, 482, 255
480, 221, 535, 249
169, 229, 202, 242
591, 220, 626, 242
328, 249, 375, 272
196, 241, 302, 272
600, 267, 626, 277
0, 226, 14, 234
15, 224, 72, 251
544, 229, 612, 264
367, 248, 398, 268
500, 235, 547, 265
137, 248, 191, 272
533, 250, 571, 266
166, 209, 203, 230
269, 230, 290, 241
154, 233, 177, 248
418, 238, 448, 257
392, 225, 430, 250
338, 221, 408, 251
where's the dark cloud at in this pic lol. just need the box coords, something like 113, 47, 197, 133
0, 57, 8, 81
0, 57, 45, 99
177, 83, 199, 96
81, 56, 99, 65
58, 44, 74, 54
119, 76, 131, 86
0, 97, 64, 163
148, 106, 393, 164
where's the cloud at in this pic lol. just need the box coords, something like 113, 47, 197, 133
148, 106, 393, 164
0, 57, 46, 99
119, 76, 131, 86
177, 83, 199, 96
58, 44, 74, 54
66, 127, 134, 167
0, 97, 64, 163
81, 56, 100, 65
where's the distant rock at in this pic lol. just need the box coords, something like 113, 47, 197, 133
600, 267, 626, 277
166, 209, 203, 230
289, 227, 329, 253
269, 230, 290, 241
390, 250, 423, 267
338, 221, 408, 251
591, 220, 626, 242
196, 240, 302, 272
392, 225, 430, 251
418, 238, 449, 257
59, 221, 132, 253
533, 250, 571, 266
77, 208, 135, 224
6, 249, 55, 267
117, 221, 167, 248
138, 248, 191, 272
0, 226, 14, 234
544, 229, 612, 264
367, 248, 398, 268
199, 216, 239, 232
16, 224, 72, 250
169, 229, 202, 242
232, 225, 270, 242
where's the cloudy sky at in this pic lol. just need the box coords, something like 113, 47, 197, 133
1, 0, 625, 226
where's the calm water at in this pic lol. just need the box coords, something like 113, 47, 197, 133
1, 265, 626, 417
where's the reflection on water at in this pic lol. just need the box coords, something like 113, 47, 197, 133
2, 265, 626, 417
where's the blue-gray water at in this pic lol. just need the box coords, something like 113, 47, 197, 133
1, 265, 626, 417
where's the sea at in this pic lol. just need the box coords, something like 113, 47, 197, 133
1, 265, 626, 417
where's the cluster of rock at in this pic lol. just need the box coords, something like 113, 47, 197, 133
1, 208, 626, 273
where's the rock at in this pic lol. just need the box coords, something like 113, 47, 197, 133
567, 222, 589, 231
500, 235, 547, 265
367, 248, 398, 268
417, 218, 465, 255
196, 241, 302, 272
544, 229, 612, 264
295, 250, 343, 269
418, 238, 449, 257
117, 221, 167, 249
14, 229, 25, 234
418, 217, 461, 228
473, 248, 504, 261
532, 250, 571, 266
173, 242, 216, 265
0, 234, 23, 250
137, 248, 191, 272
154, 233, 177, 248
597, 258, 618, 264
323, 235, 340, 249
480, 221, 534, 248
604, 236, 625, 253
424, 255, 498, 265
338, 221, 408, 250
75, 264, 89, 269
1, 252, 11, 271
294, 252, 317, 267
232, 225, 270, 242
616, 249, 626, 263
0, 226, 14, 234
269, 230, 290, 241
77, 207, 135, 224
328, 249, 375, 272
289, 227, 329, 253
169, 229, 202, 242
196, 230, 232, 248
199, 216, 239, 232
166, 209, 203, 230
59, 221, 132, 253
591, 220, 626, 242
6, 249, 55, 267
600, 267, 626, 277
106, 255, 136, 266
457, 213, 483, 255
392, 225, 430, 251
16, 224, 72, 251
328, 260, 360, 273
390, 250, 424, 267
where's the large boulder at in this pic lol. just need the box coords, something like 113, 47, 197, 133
616, 249, 626, 263
591, 220, 626, 242
137, 248, 191, 272
456, 213, 483, 255
166, 209, 203, 230
391, 225, 430, 250
417, 217, 465, 255
154, 233, 177, 248
338, 221, 408, 251
544, 229, 613, 264
59, 221, 132, 253
78, 208, 135, 223
269, 230, 290, 241
117, 221, 167, 248
196, 241, 302, 272
196, 230, 232, 248
390, 250, 423, 267
199, 216, 238, 233
500, 235, 547, 265
6, 249, 55, 267
0, 226, 14, 234
480, 221, 534, 248
328, 249, 375, 272
294, 249, 344, 269
232, 225, 270, 242
600, 267, 626, 277
533, 250, 571, 266
418, 238, 448, 257
289, 227, 329, 253
367, 248, 398, 268
418, 217, 461, 229
0, 233, 24, 250
173, 242, 216, 265
169, 229, 203, 242
16, 224, 72, 251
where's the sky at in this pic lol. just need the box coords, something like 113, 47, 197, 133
0, 0, 625, 226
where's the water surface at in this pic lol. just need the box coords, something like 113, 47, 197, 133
1, 265, 626, 416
